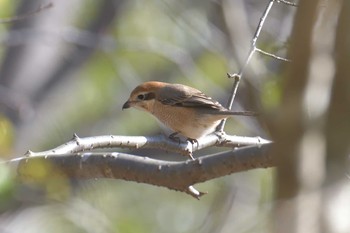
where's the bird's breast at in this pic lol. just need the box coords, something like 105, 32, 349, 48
151, 102, 225, 139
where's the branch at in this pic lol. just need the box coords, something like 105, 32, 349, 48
16, 143, 273, 199
2, 133, 271, 199
277, 0, 298, 7
23, 133, 271, 159
256, 48, 291, 62
218, 0, 292, 131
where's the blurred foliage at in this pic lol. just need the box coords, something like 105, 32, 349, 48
0, 0, 18, 20
0, 115, 14, 156
261, 76, 282, 111
18, 158, 71, 201
0, 163, 15, 210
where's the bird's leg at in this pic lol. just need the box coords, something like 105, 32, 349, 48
186, 138, 198, 160
186, 138, 198, 144
169, 133, 195, 160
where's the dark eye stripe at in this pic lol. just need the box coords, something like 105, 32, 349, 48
137, 94, 145, 100
137, 92, 155, 101
144, 92, 155, 100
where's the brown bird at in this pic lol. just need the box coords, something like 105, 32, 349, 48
122, 81, 255, 140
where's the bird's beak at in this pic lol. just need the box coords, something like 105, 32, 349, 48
122, 101, 131, 110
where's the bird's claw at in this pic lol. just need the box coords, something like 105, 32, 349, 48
186, 138, 198, 144
169, 132, 181, 144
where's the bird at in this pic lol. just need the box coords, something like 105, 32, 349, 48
122, 81, 256, 141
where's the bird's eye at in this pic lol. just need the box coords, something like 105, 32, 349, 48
137, 94, 146, 100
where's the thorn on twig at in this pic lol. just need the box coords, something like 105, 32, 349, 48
181, 149, 194, 160
186, 151, 195, 160
24, 150, 34, 157
73, 133, 81, 146
187, 185, 208, 199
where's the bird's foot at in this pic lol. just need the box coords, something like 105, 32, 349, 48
169, 132, 182, 144
186, 138, 198, 144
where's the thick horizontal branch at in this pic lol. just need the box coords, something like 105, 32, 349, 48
25, 133, 271, 158
8, 133, 272, 198
17, 143, 273, 198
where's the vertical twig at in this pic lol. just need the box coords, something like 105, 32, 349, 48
217, 0, 276, 132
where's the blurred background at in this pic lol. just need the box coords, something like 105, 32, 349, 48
0, 0, 348, 232
0, 0, 292, 156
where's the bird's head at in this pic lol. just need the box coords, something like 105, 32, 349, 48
122, 81, 166, 112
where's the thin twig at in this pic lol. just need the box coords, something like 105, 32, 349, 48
256, 48, 291, 62
251, 1, 276, 50
217, 73, 241, 131
0, 2, 53, 24
277, 0, 298, 7
230, 0, 275, 100
218, 0, 276, 131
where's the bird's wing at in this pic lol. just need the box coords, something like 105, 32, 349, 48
157, 84, 224, 110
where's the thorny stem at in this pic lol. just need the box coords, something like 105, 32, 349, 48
217, 0, 276, 132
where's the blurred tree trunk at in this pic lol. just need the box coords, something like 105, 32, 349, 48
270, 0, 320, 232
322, 1, 350, 232
271, 0, 350, 233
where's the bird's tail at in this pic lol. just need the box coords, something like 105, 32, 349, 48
217, 111, 258, 116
